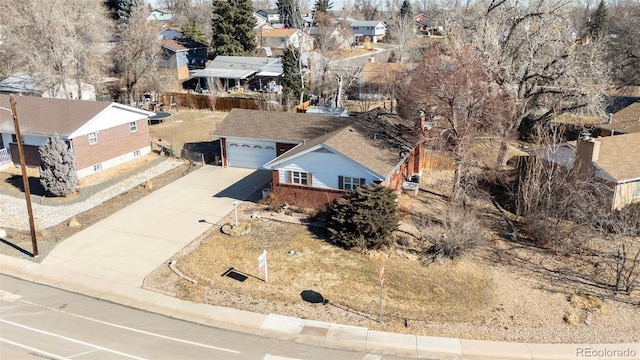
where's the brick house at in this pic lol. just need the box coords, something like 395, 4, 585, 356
0, 95, 153, 178
213, 108, 425, 208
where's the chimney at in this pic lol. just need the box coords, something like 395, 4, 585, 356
575, 135, 600, 174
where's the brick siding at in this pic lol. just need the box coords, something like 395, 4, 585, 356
72, 119, 150, 170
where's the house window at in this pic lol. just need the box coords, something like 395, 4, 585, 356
129, 121, 137, 133
634, 182, 640, 199
289, 171, 309, 185
134, 149, 141, 157
93, 163, 102, 172
88, 132, 98, 145
339, 176, 365, 190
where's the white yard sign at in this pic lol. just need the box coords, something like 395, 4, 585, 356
258, 250, 268, 282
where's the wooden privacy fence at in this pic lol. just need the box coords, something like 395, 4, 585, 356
423, 151, 455, 170
161, 92, 285, 111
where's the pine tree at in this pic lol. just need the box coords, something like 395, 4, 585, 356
211, 0, 255, 57
400, 0, 412, 20
326, 185, 399, 251
183, 21, 208, 45
277, 0, 301, 29
39, 135, 78, 197
589, 0, 608, 40
104, 0, 143, 24
232, 0, 257, 53
281, 46, 304, 101
314, 0, 333, 14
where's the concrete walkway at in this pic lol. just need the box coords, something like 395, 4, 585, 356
1, 165, 638, 360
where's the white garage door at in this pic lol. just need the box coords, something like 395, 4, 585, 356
226, 139, 276, 169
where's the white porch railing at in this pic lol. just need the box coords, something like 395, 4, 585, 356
0, 147, 11, 164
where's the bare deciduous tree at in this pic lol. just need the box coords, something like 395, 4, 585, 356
113, 4, 162, 105
398, 46, 512, 200
2, 0, 110, 99
606, 0, 640, 87
159, 0, 213, 44
441, 0, 610, 167
354, 0, 380, 20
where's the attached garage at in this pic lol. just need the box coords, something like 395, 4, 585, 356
226, 138, 277, 169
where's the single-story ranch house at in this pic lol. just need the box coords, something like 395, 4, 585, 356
0, 95, 154, 178
213, 108, 425, 207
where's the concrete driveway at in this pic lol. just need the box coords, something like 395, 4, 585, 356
39, 166, 271, 288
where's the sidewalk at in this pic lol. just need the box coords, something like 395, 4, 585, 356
1, 165, 638, 360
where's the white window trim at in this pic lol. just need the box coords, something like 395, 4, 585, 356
129, 121, 137, 133
343, 176, 358, 191
88, 132, 98, 145
291, 171, 309, 185
93, 163, 102, 172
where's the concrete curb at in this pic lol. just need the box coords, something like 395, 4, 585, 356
1, 255, 639, 360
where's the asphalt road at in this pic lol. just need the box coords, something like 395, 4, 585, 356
0, 275, 414, 360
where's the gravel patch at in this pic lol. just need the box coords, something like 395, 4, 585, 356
0, 158, 184, 230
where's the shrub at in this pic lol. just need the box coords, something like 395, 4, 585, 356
423, 205, 484, 261
326, 185, 399, 251
39, 135, 78, 197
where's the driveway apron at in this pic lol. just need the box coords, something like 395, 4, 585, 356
39, 166, 271, 288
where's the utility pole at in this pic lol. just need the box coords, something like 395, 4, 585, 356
9, 95, 38, 257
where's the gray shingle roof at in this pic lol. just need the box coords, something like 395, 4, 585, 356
217, 108, 418, 177
593, 132, 640, 181
0, 95, 110, 137
213, 108, 350, 142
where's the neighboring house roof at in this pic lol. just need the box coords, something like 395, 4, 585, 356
359, 62, 414, 85
350, 20, 386, 28
216, 108, 418, 179
553, 112, 602, 126
189, 56, 282, 79
590, 133, 640, 182
162, 38, 208, 52
0, 72, 96, 100
148, 8, 174, 21
0, 95, 153, 138
305, 106, 349, 117
257, 9, 279, 15
596, 102, 640, 134
261, 28, 299, 38
158, 26, 183, 40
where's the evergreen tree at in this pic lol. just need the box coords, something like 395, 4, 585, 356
314, 0, 333, 14
326, 185, 399, 251
400, 0, 412, 20
104, 0, 143, 23
232, 0, 257, 53
184, 21, 208, 44
39, 135, 78, 197
277, 0, 301, 29
281, 46, 304, 101
589, 0, 608, 40
211, 0, 256, 57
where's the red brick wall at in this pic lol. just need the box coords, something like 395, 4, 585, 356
72, 119, 150, 170
221, 138, 228, 166
273, 183, 347, 209
9, 143, 40, 167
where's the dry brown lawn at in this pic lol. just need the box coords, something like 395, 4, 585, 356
160, 197, 494, 330
148, 109, 228, 154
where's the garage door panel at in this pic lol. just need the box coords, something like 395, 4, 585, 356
227, 139, 276, 169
